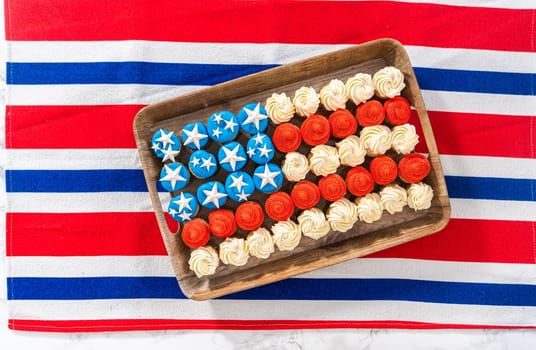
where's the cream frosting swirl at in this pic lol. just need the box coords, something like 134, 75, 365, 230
297, 207, 331, 240
219, 237, 249, 266
407, 182, 434, 211
379, 184, 408, 214
272, 220, 301, 251
356, 193, 383, 223
373, 66, 406, 99
360, 125, 392, 156
188, 246, 219, 278
319, 79, 348, 111
246, 227, 275, 259
345, 73, 375, 105
391, 123, 419, 154
265, 92, 295, 125
293, 86, 320, 117
336, 135, 367, 167
308, 145, 340, 176
326, 197, 359, 232
282, 152, 310, 182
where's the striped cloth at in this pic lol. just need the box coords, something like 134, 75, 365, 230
3, 0, 535, 332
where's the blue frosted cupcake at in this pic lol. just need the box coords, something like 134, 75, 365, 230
151, 129, 181, 162
218, 141, 247, 172
189, 150, 218, 179
168, 192, 198, 223
237, 102, 269, 135
159, 162, 190, 192
197, 181, 228, 209
225, 171, 255, 203
246, 133, 275, 164
253, 163, 284, 193
181, 121, 209, 150
207, 111, 239, 143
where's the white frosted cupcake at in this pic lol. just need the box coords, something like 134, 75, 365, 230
272, 220, 302, 251
293, 86, 320, 117
336, 135, 367, 167
319, 79, 348, 111
308, 144, 340, 176
373, 66, 406, 99
360, 125, 392, 157
345, 73, 374, 105
379, 184, 408, 214
407, 182, 434, 211
356, 193, 383, 223
246, 227, 275, 259
265, 92, 295, 124
326, 197, 359, 232
391, 123, 419, 154
282, 152, 310, 182
219, 237, 249, 266
188, 246, 219, 278
297, 207, 331, 240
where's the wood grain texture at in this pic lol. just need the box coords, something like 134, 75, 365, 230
133, 38, 451, 300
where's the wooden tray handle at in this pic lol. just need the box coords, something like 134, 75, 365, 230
146, 178, 180, 237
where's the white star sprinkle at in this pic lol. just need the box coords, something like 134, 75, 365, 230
212, 127, 222, 138
252, 133, 266, 145
257, 144, 273, 158
228, 174, 248, 192
151, 142, 160, 152
255, 165, 280, 190
242, 103, 267, 131
173, 192, 193, 212
213, 113, 223, 123
223, 117, 238, 132
190, 156, 200, 167
161, 145, 180, 162
155, 129, 176, 148
236, 190, 250, 202
183, 124, 208, 149
159, 164, 186, 189
200, 156, 216, 171
201, 183, 227, 208
178, 211, 193, 221
247, 147, 256, 157
220, 144, 246, 171
168, 208, 179, 216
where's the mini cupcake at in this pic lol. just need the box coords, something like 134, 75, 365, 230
168, 192, 199, 223
336, 135, 366, 167
151, 129, 181, 160
391, 123, 419, 155
373, 66, 406, 99
181, 218, 210, 249
398, 153, 431, 184
319, 79, 348, 111
297, 207, 331, 240
181, 121, 209, 150
384, 96, 411, 126
189, 150, 218, 179
246, 133, 275, 164
291, 180, 320, 210
379, 184, 408, 215
369, 155, 398, 185
196, 181, 228, 209
326, 197, 359, 232
300, 114, 331, 146
328, 109, 357, 139
159, 162, 190, 192
293, 86, 320, 117
207, 110, 240, 143
235, 201, 265, 231
360, 125, 392, 157
308, 144, 340, 177
318, 174, 346, 202
188, 246, 219, 278
253, 163, 284, 193
219, 237, 250, 266
246, 227, 275, 259
355, 193, 383, 223
346, 166, 375, 197
345, 73, 374, 105
281, 152, 309, 182
208, 209, 237, 238
218, 141, 247, 172
407, 182, 434, 211
237, 102, 269, 135
224, 171, 255, 203
356, 100, 385, 127
265, 192, 295, 221
272, 123, 302, 153
272, 220, 301, 251
266, 92, 295, 125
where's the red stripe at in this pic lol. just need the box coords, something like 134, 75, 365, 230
6, 212, 535, 263
6, 105, 534, 158
5, 1, 532, 52
9, 318, 535, 332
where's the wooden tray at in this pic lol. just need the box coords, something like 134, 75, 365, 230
133, 38, 451, 301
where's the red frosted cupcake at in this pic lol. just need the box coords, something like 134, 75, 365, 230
328, 109, 357, 139
398, 153, 431, 183
346, 166, 374, 197
300, 114, 331, 146
235, 201, 265, 231
265, 192, 295, 221
291, 180, 320, 209
181, 218, 210, 249
273, 122, 302, 153
318, 174, 346, 202
384, 96, 411, 125
208, 209, 237, 238
369, 155, 398, 185
356, 100, 385, 126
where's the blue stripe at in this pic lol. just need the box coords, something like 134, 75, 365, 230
7, 277, 536, 306
6, 62, 535, 95
5, 169, 535, 202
